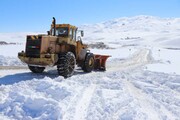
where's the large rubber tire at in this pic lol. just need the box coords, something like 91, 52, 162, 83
28, 65, 45, 73
57, 52, 76, 78
82, 53, 94, 72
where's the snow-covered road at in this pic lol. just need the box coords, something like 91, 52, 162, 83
0, 49, 179, 120
1, 15, 180, 120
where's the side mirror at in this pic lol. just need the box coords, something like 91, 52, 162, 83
81, 31, 84, 37
47, 31, 50, 35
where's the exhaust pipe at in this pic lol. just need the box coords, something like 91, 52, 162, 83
52, 17, 56, 36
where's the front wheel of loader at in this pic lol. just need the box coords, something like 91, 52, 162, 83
57, 52, 76, 78
82, 53, 95, 72
28, 65, 45, 73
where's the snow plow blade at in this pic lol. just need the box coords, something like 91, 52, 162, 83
94, 54, 111, 71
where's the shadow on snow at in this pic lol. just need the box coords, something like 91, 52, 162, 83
0, 69, 87, 85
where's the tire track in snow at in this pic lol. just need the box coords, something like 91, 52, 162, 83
81, 49, 178, 119
0, 49, 158, 120
107, 49, 152, 72
73, 84, 96, 120
126, 70, 180, 119
123, 79, 160, 120
61, 84, 86, 120
71, 49, 153, 120
70, 49, 152, 81
125, 79, 177, 120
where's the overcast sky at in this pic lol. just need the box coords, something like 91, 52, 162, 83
0, 0, 179, 32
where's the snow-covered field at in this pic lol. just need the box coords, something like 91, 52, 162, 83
0, 16, 180, 120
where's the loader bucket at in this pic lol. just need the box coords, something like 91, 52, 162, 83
94, 54, 111, 71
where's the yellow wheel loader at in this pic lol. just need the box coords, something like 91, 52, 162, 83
18, 17, 110, 78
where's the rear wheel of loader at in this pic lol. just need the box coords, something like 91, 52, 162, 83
28, 65, 45, 73
57, 52, 76, 78
82, 53, 94, 72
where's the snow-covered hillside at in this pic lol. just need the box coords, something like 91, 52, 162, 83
81, 15, 180, 48
0, 15, 180, 120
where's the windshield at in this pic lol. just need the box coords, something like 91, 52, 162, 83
52, 27, 68, 37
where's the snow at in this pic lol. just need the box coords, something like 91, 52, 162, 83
0, 32, 41, 43
0, 45, 25, 57
0, 15, 180, 120
73, 84, 96, 120
147, 47, 180, 75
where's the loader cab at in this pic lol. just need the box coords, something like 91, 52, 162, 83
50, 24, 78, 40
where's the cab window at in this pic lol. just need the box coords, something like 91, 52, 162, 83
56, 27, 68, 37
51, 27, 68, 37
69, 28, 73, 39
73, 29, 77, 40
